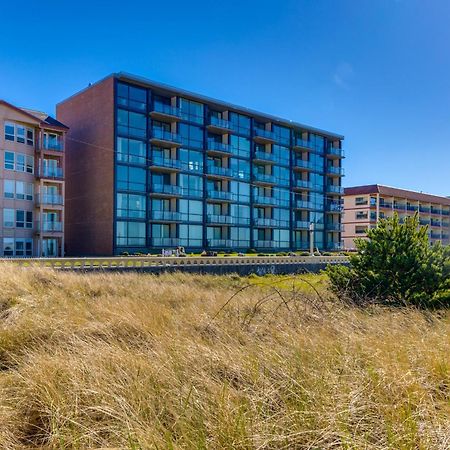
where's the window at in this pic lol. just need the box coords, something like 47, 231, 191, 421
229, 135, 250, 158
115, 221, 146, 246
178, 148, 203, 172
117, 137, 146, 165
229, 112, 251, 136
355, 197, 368, 206
4, 122, 34, 145
179, 224, 203, 247
3, 180, 14, 198
16, 154, 25, 172
5, 123, 14, 141
16, 210, 33, 228
356, 211, 368, 220
4, 151, 14, 170
272, 125, 291, 145
43, 133, 61, 151
117, 83, 147, 111
116, 165, 147, 192
179, 199, 203, 222
3, 238, 14, 256
178, 98, 204, 124
179, 174, 203, 198
117, 109, 147, 138
355, 226, 367, 234
179, 123, 203, 149
116, 193, 146, 219
3, 209, 14, 227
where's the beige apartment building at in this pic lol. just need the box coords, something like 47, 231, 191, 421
343, 184, 450, 249
0, 100, 67, 257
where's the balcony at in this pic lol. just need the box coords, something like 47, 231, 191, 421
253, 217, 279, 227
207, 116, 231, 133
327, 242, 343, 251
36, 221, 63, 233
207, 239, 233, 248
207, 190, 233, 201
294, 159, 315, 171
326, 185, 344, 195
431, 220, 441, 227
152, 237, 180, 247
253, 172, 276, 185
253, 196, 278, 207
442, 210, 450, 216
150, 129, 182, 147
150, 184, 182, 196
206, 165, 234, 178
407, 205, 419, 212
293, 240, 309, 250
393, 203, 406, 211
431, 207, 441, 215
419, 206, 430, 213
150, 103, 182, 121
294, 179, 313, 190
36, 193, 63, 206
253, 128, 275, 143
151, 210, 182, 221
326, 201, 344, 213
294, 220, 309, 229
206, 140, 232, 155
207, 214, 234, 225
38, 167, 64, 179
430, 232, 441, 240
41, 138, 63, 152
327, 146, 344, 158
253, 151, 279, 164
150, 156, 183, 171
295, 200, 313, 209
419, 218, 430, 226
254, 240, 280, 249
326, 166, 345, 176
327, 223, 344, 232
293, 138, 313, 150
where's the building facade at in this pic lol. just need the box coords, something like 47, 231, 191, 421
0, 100, 67, 257
343, 184, 450, 249
57, 73, 344, 256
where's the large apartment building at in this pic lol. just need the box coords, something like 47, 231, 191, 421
0, 100, 67, 257
343, 184, 450, 249
57, 73, 344, 256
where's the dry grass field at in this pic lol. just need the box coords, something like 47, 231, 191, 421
0, 264, 448, 449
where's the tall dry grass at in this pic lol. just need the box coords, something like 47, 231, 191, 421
0, 264, 448, 449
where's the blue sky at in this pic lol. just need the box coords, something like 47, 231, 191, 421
0, 0, 449, 196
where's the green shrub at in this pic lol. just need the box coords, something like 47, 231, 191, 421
327, 213, 450, 307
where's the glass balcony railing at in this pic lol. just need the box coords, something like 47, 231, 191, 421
294, 179, 313, 189
326, 201, 344, 212
293, 138, 313, 149
207, 140, 231, 154
294, 220, 309, 229
152, 103, 182, 118
207, 214, 234, 224
293, 240, 309, 250
151, 129, 181, 144
254, 196, 278, 206
407, 205, 419, 212
206, 165, 234, 177
254, 240, 279, 249
253, 172, 276, 184
254, 151, 279, 163
327, 242, 343, 251
379, 202, 393, 209
152, 237, 180, 247
207, 190, 233, 201
431, 220, 441, 227
420, 218, 430, 226
419, 206, 430, 213
37, 221, 63, 232
327, 185, 344, 194
151, 210, 182, 221
253, 128, 275, 141
150, 157, 183, 170
151, 184, 182, 196
37, 194, 63, 205
207, 239, 233, 247
296, 200, 313, 209
327, 166, 345, 176
39, 167, 63, 178
208, 116, 231, 130
42, 139, 63, 152
327, 223, 344, 232
327, 147, 344, 158
431, 208, 441, 215
394, 203, 406, 211
294, 159, 315, 170
442, 210, 450, 216
253, 217, 280, 227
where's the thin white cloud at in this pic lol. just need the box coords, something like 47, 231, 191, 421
333, 62, 354, 89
